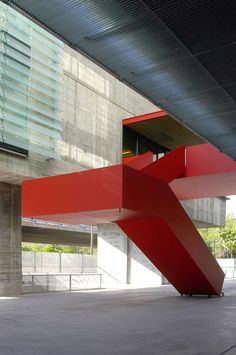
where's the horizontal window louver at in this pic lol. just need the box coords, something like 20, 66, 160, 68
0, 3, 63, 159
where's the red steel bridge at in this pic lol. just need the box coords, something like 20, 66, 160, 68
22, 112, 236, 296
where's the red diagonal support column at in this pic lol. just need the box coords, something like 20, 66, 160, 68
121, 165, 224, 295
117, 217, 222, 295
140, 146, 185, 182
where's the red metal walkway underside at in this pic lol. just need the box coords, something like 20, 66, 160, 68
22, 144, 233, 296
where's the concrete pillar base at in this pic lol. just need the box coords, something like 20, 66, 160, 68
97, 223, 128, 288
97, 223, 162, 288
0, 183, 22, 296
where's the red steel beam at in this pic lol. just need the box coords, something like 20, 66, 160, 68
122, 110, 168, 126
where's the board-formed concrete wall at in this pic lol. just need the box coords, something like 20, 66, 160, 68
181, 197, 226, 228
97, 224, 129, 287
0, 40, 157, 295
0, 44, 158, 185
97, 224, 163, 288
127, 240, 163, 286
61, 46, 159, 170
0, 183, 22, 295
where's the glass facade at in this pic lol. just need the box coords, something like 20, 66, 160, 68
123, 125, 168, 158
0, 3, 63, 158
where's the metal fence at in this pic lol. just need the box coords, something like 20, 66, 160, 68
217, 258, 236, 279
222, 269, 236, 279
22, 273, 102, 293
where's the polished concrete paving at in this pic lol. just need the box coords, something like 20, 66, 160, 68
0, 280, 236, 355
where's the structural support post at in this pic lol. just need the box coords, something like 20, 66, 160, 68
0, 183, 22, 296
90, 225, 94, 255
97, 223, 162, 288
97, 223, 128, 288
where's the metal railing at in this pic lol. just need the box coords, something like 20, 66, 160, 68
223, 269, 236, 279
22, 273, 102, 293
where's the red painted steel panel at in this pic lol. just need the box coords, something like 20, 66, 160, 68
28, 209, 138, 225
185, 144, 236, 177
122, 166, 224, 295
123, 151, 153, 170
22, 165, 123, 219
22, 151, 225, 295
141, 146, 185, 183
170, 144, 236, 199
122, 110, 168, 126
117, 217, 222, 295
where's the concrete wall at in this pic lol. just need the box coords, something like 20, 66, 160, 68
62, 47, 158, 169
22, 251, 97, 274
128, 240, 162, 286
0, 183, 22, 295
97, 223, 162, 288
0, 44, 158, 185
97, 224, 129, 287
0, 41, 157, 295
181, 197, 226, 228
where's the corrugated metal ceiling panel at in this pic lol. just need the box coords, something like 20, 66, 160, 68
3, 0, 236, 159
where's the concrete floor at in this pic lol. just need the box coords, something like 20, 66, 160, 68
0, 280, 236, 355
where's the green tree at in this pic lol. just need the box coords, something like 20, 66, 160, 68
218, 215, 236, 257
22, 243, 33, 252
78, 246, 97, 255
22, 243, 78, 253
199, 215, 236, 258
199, 227, 225, 258
22, 243, 97, 254
42, 244, 78, 253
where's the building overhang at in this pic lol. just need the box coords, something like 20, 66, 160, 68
4, 0, 236, 160
123, 111, 205, 152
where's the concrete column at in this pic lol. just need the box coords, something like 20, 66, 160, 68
97, 223, 128, 288
128, 241, 162, 286
97, 223, 162, 288
0, 183, 22, 296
